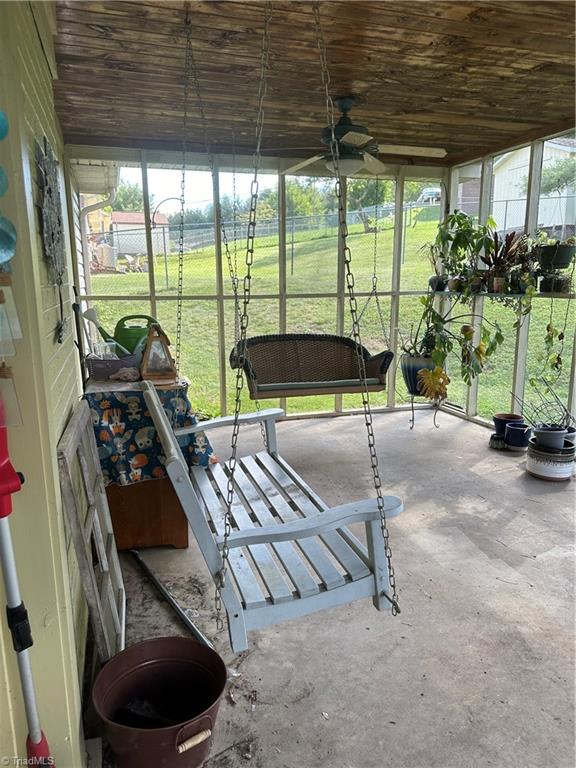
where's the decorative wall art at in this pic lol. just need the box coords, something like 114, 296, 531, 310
35, 136, 67, 343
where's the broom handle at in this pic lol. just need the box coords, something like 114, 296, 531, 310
0, 517, 42, 743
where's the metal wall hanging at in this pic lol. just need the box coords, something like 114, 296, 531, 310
36, 137, 67, 342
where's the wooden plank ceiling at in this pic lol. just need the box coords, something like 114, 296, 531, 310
54, 1, 575, 165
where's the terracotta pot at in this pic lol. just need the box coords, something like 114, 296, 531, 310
489, 275, 508, 294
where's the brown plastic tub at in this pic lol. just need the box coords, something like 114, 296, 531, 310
92, 636, 227, 768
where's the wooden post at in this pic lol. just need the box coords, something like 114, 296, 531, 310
388, 168, 405, 407
141, 151, 157, 318
335, 175, 347, 413
278, 172, 287, 415
466, 155, 493, 417
511, 140, 543, 411
212, 167, 228, 416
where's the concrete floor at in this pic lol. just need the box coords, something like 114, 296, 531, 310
120, 409, 574, 768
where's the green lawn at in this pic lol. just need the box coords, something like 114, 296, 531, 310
91, 214, 574, 420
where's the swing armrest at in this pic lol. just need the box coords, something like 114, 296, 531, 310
365, 350, 394, 382
174, 408, 285, 437
216, 496, 403, 548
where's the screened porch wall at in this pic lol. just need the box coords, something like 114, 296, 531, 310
69, 132, 576, 423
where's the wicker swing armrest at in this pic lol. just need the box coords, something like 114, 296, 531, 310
365, 350, 394, 382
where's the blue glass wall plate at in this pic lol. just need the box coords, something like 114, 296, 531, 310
0, 217, 17, 263
0, 112, 8, 142
0, 167, 8, 198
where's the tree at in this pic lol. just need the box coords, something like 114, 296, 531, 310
285, 178, 330, 217
347, 178, 395, 232
519, 155, 576, 197
168, 208, 209, 227
347, 178, 394, 210
111, 181, 153, 211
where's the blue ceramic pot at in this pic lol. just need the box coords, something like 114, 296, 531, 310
505, 422, 531, 448
493, 412, 523, 436
400, 354, 436, 396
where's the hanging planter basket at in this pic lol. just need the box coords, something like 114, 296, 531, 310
536, 244, 576, 270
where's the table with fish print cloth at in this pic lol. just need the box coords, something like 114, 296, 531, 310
83, 379, 216, 549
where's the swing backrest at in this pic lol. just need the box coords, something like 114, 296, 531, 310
142, 383, 223, 572
231, 333, 393, 386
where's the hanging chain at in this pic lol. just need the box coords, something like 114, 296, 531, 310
371, 181, 390, 347
215, 2, 273, 630
313, 2, 399, 614
347, 178, 389, 347
176, 8, 194, 380
185, 20, 264, 451
184, 8, 242, 348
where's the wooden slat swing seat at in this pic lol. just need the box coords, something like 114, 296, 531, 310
230, 333, 394, 399
145, 2, 403, 653
143, 382, 403, 653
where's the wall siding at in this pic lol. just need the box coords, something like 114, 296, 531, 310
0, 2, 86, 765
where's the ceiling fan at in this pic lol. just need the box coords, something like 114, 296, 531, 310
281, 96, 447, 177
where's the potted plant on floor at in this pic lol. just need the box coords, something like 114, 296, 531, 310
515, 381, 575, 480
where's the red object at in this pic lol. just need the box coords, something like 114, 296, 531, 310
26, 732, 54, 765
0, 421, 21, 518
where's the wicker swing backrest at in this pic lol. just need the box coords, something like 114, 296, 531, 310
230, 333, 393, 397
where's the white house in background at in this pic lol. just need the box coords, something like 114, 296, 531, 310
110, 211, 169, 255
491, 137, 576, 234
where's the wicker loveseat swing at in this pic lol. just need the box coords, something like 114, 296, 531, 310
230, 333, 394, 399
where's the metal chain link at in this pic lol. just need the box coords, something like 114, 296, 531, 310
176, 8, 193, 380
313, 2, 399, 614
347, 179, 389, 347
215, 2, 273, 630
371, 181, 390, 347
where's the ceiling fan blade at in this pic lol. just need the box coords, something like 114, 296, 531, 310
340, 130, 374, 148
363, 153, 391, 175
377, 144, 447, 158
281, 155, 325, 175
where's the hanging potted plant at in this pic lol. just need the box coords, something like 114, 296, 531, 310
399, 293, 505, 400
399, 307, 437, 397
534, 234, 576, 271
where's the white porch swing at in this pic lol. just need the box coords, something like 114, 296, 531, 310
143, 1, 403, 653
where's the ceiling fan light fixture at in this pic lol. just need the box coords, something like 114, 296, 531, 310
325, 156, 365, 176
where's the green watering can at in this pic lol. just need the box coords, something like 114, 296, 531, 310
83, 310, 158, 355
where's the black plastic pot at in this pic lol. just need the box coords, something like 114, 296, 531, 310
540, 274, 572, 294
400, 354, 436, 396
537, 244, 575, 270
505, 422, 532, 448
428, 275, 448, 292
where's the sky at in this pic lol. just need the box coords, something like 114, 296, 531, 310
120, 166, 278, 215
